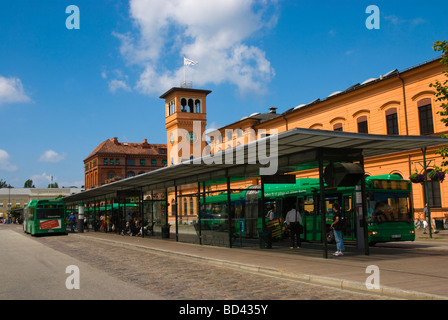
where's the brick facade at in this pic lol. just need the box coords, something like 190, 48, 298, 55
84, 137, 167, 190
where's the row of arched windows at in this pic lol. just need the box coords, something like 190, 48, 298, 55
323, 97, 435, 136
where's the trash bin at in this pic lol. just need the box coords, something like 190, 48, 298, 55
162, 224, 171, 238
435, 220, 444, 231
259, 231, 272, 249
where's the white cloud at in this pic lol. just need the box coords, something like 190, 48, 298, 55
102, 69, 132, 93
115, 0, 277, 96
38, 150, 66, 163
0, 76, 31, 105
0, 149, 18, 172
109, 79, 131, 93
384, 14, 426, 27
30, 173, 52, 187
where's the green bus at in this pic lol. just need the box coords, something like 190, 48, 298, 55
200, 175, 415, 246
23, 199, 67, 236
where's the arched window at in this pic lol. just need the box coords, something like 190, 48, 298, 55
183, 198, 188, 216
425, 169, 442, 208
195, 99, 201, 113
357, 116, 368, 133
127, 171, 135, 178
181, 98, 187, 112
333, 123, 343, 131
171, 199, 176, 216
188, 99, 194, 113
167, 100, 175, 115
385, 108, 399, 135
418, 98, 434, 135
391, 172, 403, 179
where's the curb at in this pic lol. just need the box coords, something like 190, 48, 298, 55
74, 233, 448, 301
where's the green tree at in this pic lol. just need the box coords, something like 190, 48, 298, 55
48, 182, 59, 188
24, 179, 35, 188
0, 179, 12, 188
430, 41, 448, 169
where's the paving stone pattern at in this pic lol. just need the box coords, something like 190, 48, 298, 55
32, 234, 389, 300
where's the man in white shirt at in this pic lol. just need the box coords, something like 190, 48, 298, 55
285, 204, 302, 248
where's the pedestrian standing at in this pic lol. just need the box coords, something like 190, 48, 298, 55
330, 203, 345, 256
266, 207, 275, 221
284, 204, 302, 249
69, 213, 76, 232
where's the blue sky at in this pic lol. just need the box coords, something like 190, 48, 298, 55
0, 0, 447, 188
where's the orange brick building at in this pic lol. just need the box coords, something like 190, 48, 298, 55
163, 57, 448, 219
84, 137, 167, 190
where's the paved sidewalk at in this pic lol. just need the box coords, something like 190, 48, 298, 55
73, 229, 448, 300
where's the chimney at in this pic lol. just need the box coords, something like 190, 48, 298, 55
112, 137, 118, 144
269, 107, 277, 114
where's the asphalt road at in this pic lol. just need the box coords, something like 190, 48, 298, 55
0, 225, 162, 300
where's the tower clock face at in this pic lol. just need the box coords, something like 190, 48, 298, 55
187, 132, 197, 143
170, 133, 174, 144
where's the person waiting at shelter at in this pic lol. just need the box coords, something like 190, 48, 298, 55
122, 221, 131, 236
130, 217, 141, 236
266, 207, 275, 221
284, 204, 302, 249
69, 213, 76, 232
330, 202, 345, 256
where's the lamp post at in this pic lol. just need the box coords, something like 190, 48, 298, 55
421, 147, 432, 238
7, 185, 12, 222
78, 204, 84, 233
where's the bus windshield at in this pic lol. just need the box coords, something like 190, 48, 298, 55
368, 192, 411, 223
36, 208, 65, 219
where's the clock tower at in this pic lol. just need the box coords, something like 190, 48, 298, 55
160, 87, 211, 166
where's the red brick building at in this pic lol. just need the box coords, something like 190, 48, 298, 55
84, 137, 167, 190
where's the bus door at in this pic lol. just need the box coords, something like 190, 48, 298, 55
302, 195, 318, 241
274, 198, 282, 220
296, 197, 305, 240
342, 194, 355, 240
